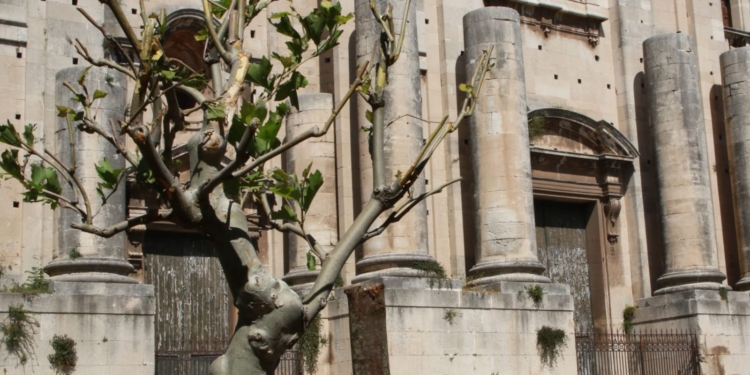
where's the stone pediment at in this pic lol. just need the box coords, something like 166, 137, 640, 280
528, 108, 639, 160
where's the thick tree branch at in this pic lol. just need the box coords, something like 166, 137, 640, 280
100, 0, 142, 56
71, 210, 173, 238
203, 0, 233, 63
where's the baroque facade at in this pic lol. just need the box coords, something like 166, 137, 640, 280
2, 0, 750, 374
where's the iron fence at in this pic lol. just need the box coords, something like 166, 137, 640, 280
575, 330, 701, 375
156, 342, 301, 375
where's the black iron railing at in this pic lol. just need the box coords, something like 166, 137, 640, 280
575, 330, 701, 375
156, 343, 301, 375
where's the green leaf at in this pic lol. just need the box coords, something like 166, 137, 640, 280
271, 203, 297, 222
300, 170, 323, 212
23, 124, 35, 146
56, 106, 71, 118
272, 52, 296, 69
246, 56, 273, 89
307, 252, 316, 271
271, 14, 300, 39
365, 110, 373, 124
0, 122, 22, 147
0, 150, 23, 181
240, 171, 264, 192
77, 66, 92, 86
302, 162, 312, 179
247, 2, 269, 21
95, 158, 123, 200
301, 12, 327, 46
249, 104, 286, 156
458, 83, 473, 93
206, 103, 226, 120
194, 28, 208, 41
93, 90, 107, 100
275, 71, 308, 109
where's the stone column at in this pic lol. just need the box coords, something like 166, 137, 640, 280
352, 0, 435, 282
282, 93, 338, 296
45, 66, 135, 283
643, 33, 726, 295
462, 7, 548, 284
720, 46, 750, 290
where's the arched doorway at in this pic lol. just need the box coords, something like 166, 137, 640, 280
527, 108, 639, 332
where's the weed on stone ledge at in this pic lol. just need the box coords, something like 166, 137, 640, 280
536, 326, 567, 368
48, 334, 77, 375
0, 304, 38, 365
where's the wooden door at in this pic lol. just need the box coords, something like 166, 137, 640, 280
534, 200, 594, 331
143, 230, 231, 375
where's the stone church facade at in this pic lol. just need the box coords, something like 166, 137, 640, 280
2, 0, 750, 374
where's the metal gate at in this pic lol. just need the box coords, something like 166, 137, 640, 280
575, 331, 702, 375
155, 346, 301, 375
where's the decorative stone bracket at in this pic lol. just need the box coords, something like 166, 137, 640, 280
484, 0, 608, 46
604, 197, 621, 254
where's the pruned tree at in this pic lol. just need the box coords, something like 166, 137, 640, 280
0, 0, 492, 373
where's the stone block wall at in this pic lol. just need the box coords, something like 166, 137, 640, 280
633, 290, 750, 375
338, 277, 576, 375
0, 282, 155, 375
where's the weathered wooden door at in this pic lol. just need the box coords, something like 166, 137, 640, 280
534, 200, 594, 331
143, 230, 232, 375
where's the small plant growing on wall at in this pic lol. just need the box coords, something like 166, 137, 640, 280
0, 304, 38, 365
68, 249, 82, 260
536, 326, 567, 368
719, 287, 728, 302
410, 261, 449, 289
622, 305, 637, 334
528, 116, 545, 141
299, 315, 327, 375
443, 309, 460, 325
48, 334, 77, 375
5, 268, 51, 297
517, 284, 545, 309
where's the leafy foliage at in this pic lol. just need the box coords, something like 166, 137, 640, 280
95, 158, 123, 200
299, 315, 327, 375
536, 326, 567, 368
622, 305, 637, 334
0, 304, 38, 365
410, 261, 449, 289
6, 268, 52, 297
528, 116, 545, 141
48, 334, 77, 375
524, 284, 545, 309
443, 309, 459, 325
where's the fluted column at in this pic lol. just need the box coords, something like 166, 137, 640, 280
352, 0, 435, 282
46, 67, 135, 283
463, 7, 549, 284
643, 33, 726, 295
282, 93, 337, 296
720, 46, 750, 290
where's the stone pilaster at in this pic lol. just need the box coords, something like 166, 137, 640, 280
643, 33, 725, 295
45, 67, 135, 283
720, 46, 750, 291
282, 93, 337, 296
463, 7, 549, 284
352, 0, 435, 282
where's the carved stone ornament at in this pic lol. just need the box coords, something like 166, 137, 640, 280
604, 198, 622, 252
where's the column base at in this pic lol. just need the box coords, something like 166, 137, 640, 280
654, 268, 726, 295
352, 253, 437, 284
735, 274, 750, 291
282, 269, 319, 298
468, 259, 550, 285
45, 258, 137, 284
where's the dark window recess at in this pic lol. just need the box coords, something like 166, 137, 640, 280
72, 57, 78, 65
16, 51, 22, 58
554, 74, 558, 80
595, 55, 599, 61
250, 30, 255, 38
722, 0, 732, 28
425, 19, 429, 24
607, 84, 611, 89
325, 57, 331, 63
578, 79, 582, 84
12, 202, 19, 208
72, 0, 77, 5
15, 114, 21, 120
425, 179, 429, 185
640, 57, 643, 63
132, 8, 137, 14
464, 139, 469, 145
538, 45, 542, 50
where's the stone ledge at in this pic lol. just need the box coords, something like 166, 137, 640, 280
633, 290, 750, 323
0, 282, 155, 315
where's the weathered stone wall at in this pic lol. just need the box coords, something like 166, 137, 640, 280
633, 291, 750, 375
344, 277, 576, 375
0, 282, 155, 375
